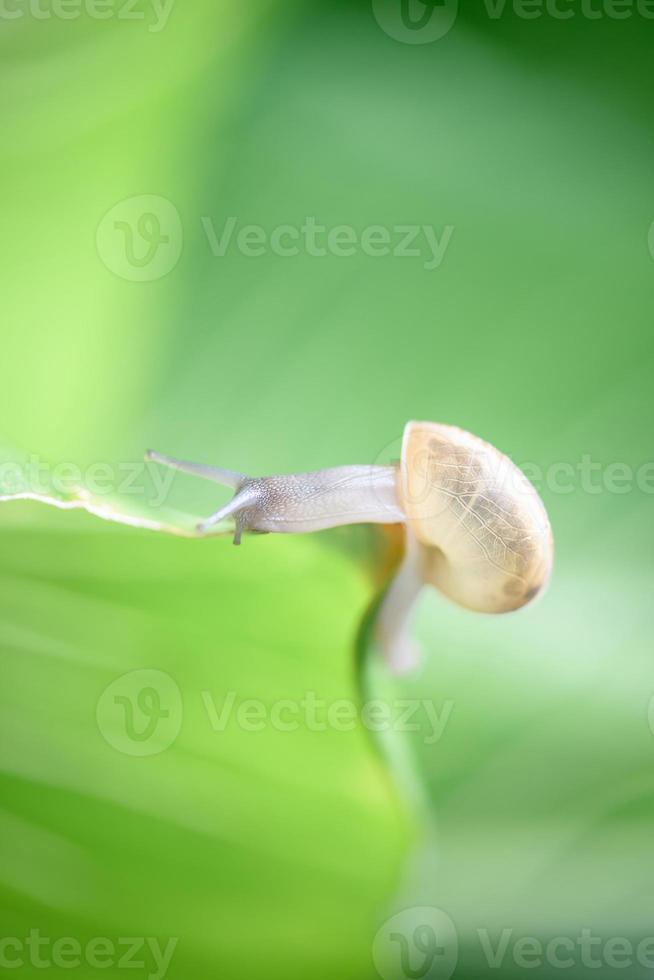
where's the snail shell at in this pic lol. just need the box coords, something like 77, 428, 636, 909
400, 421, 553, 613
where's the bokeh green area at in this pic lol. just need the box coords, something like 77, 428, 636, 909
1, 1, 654, 978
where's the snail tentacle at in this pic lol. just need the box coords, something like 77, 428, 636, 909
145, 449, 244, 490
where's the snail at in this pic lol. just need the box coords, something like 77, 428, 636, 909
146, 421, 553, 673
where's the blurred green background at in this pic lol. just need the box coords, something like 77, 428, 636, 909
1, 1, 654, 977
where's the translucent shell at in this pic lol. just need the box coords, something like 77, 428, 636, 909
400, 421, 554, 613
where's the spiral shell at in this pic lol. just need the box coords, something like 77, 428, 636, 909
400, 421, 553, 613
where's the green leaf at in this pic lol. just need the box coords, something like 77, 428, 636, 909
0, 496, 409, 980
